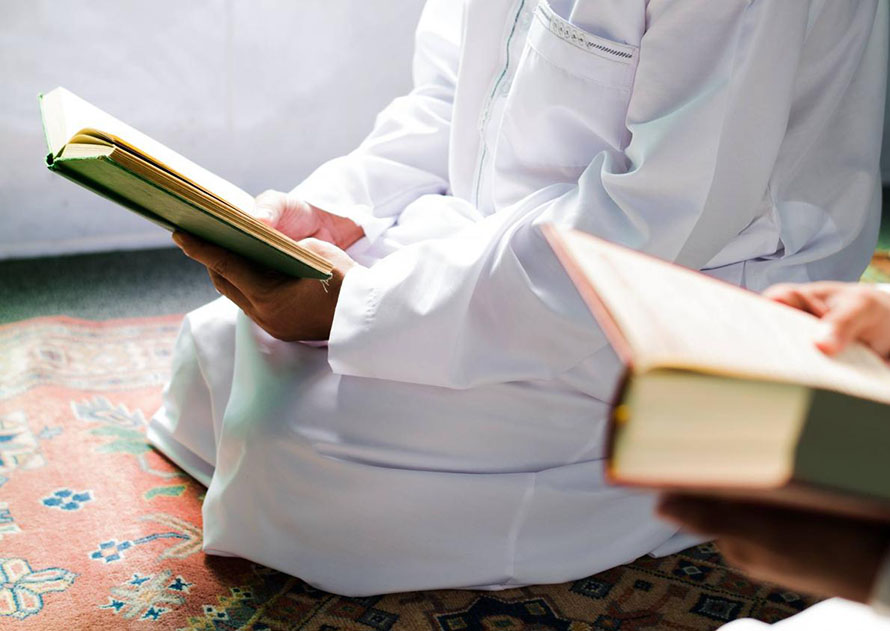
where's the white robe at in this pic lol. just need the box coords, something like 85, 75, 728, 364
148, 0, 888, 596
719, 598, 890, 630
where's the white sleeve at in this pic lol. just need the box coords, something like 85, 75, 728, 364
327, 0, 873, 389
719, 598, 890, 629
291, 0, 462, 244
871, 548, 890, 617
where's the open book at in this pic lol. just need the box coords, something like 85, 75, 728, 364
39, 87, 332, 279
544, 226, 890, 520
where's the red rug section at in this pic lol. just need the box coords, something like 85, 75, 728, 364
0, 315, 248, 629
0, 315, 818, 630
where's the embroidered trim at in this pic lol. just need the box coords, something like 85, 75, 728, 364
537, 2, 635, 62
472, 0, 530, 208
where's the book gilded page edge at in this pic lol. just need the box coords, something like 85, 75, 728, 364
49, 158, 181, 233
39, 87, 256, 213
39, 88, 333, 279
38, 91, 65, 164
541, 225, 640, 486
99, 145, 332, 273
548, 226, 890, 406
61, 140, 331, 271
51, 155, 331, 280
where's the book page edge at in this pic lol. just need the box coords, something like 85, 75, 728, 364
38, 88, 66, 162
542, 224, 636, 367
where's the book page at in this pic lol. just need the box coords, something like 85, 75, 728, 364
554, 229, 890, 405
41, 87, 255, 213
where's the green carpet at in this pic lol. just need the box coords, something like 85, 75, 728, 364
0, 247, 218, 324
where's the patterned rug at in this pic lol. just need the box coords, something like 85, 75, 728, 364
0, 315, 823, 630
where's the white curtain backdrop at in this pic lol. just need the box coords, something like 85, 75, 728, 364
0, 0, 887, 259
0, 0, 423, 259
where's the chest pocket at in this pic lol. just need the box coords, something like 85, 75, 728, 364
492, 1, 639, 208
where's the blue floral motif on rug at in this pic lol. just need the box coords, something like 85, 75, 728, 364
0, 315, 821, 630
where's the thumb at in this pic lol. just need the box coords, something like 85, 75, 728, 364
252, 190, 288, 228
814, 322, 848, 356
298, 237, 358, 275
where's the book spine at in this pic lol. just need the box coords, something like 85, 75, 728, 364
603, 366, 633, 485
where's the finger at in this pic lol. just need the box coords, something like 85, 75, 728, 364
657, 495, 790, 541
864, 328, 890, 358
253, 190, 287, 227
716, 537, 761, 575
208, 271, 251, 312
763, 284, 808, 308
298, 236, 341, 260
714, 536, 798, 585
763, 285, 828, 317
174, 231, 274, 293
171, 230, 190, 248
845, 318, 890, 359
251, 192, 323, 241
789, 281, 852, 301
657, 495, 720, 533
797, 292, 829, 317
174, 231, 229, 267
276, 197, 322, 241
815, 298, 875, 355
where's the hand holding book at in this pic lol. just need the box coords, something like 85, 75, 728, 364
173, 229, 360, 342
657, 494, 889, 604
252, 190, 364, 252
544, 227, 890, 520
40, 87, 337, 280
655, 282, 890, 606
39, 87, 368, 341
764, 282, 890, 358
173, 188, 365, 342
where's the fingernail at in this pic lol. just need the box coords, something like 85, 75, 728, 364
812, 321, 834, 351
815, 339, 839, 356
814, 330, 841, 355
252, 206, 277, 224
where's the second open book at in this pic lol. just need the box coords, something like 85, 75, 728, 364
544, 226, 890, 519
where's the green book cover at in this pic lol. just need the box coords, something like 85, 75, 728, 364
39, 90, 332, 280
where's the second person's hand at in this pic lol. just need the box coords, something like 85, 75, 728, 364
657, 494, 890, 603
764, 282, 890, 357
